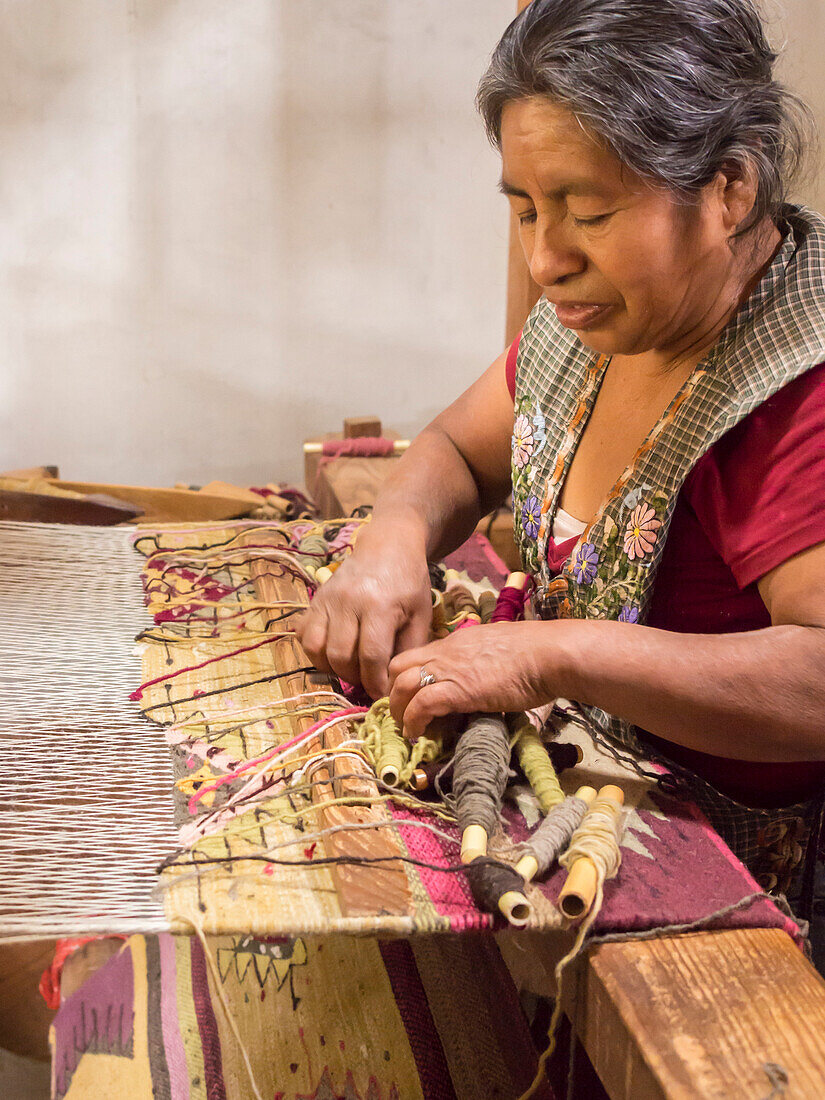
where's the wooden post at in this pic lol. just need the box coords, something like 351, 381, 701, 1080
504, 0, 542, 346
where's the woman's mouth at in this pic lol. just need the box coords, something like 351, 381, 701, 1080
552, 302, 612, 329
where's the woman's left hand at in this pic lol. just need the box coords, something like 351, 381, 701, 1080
387, 621, 573, 738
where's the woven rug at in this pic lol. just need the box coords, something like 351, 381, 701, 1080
51, 931, 556, 1100
131, 520, 799, 944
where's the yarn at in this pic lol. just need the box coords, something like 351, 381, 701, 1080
546, 741, 581, 775
510, 713, 565, 814
490, 584, 528, 623
321, 437, 395, 458
465, 856, 525, 913
361, 699, 409, 785
453, 714, 511, 837
294, 533, 329, 575
559, 791, 624, 885
359, 698, 440, 787
477, 590, 498, 624
519, 795, 589, 877
518, 792, 625, 1100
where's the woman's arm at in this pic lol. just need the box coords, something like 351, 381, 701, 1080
389, 542, 825, 761
296, 347, 515, 697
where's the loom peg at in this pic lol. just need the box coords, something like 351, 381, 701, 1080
558, 784, 624, 921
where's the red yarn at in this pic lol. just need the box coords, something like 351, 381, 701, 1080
321, 437, 395, 458
490, 584, 529, 623
129, 634, 289, 701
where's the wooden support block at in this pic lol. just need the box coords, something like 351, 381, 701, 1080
344, 416, 382, 438
0, 939, 56, 1061
313, 456, 400, 519
579, 928, 825, 1100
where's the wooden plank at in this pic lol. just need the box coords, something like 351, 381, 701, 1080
577, 928, 825, 1100
46, 480, 256, 524
0, 488, 141, 525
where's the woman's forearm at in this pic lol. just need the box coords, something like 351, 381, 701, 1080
367, 424, 506, 561
554, 620, 825, 761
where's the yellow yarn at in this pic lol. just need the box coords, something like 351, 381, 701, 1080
510, 713, 565, 814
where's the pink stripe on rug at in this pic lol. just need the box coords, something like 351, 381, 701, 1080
158, 934, 191, 1100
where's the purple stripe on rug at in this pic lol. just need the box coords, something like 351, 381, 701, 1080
158, 934, 191, 1100
378, 939, 457, 1100
145, 935, 173, 1100
190, 937, 228, 1100
51, 942, 135, 1100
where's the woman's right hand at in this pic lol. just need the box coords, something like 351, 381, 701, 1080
294, 524, 434, 699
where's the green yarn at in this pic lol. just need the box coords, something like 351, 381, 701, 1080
509, 712, 565, 813
360, 698, 441, 787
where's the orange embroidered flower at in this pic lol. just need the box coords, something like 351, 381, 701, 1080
623, 504, 661, 561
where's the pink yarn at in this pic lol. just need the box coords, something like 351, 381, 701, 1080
321, 437, 395, 458
186, 705, 369, 814
490, 584, 529, 623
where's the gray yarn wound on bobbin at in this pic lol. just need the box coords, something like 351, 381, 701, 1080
452, 713, 511, 837
520, 795, 589, 876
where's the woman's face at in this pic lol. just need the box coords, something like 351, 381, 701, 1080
500, 97, 751, 359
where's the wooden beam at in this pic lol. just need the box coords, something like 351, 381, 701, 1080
504, 0, 542, 346
578, 928, 825, 1100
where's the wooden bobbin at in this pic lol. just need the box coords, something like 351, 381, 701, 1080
505, 571, 528, 589
460, 824, 488, 864
498, 888, 532, 928
498, 786, 597, 928
315, 565, 335, 585
514, 784, 598, 884
303, 439, 411, 454
379, 764, 400, 786
557, 784, 624, 921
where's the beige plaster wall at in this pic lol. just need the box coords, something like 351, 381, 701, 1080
0, 1, 513, 487
0, 2, 822, 488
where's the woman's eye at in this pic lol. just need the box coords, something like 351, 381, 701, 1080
572, 212, 612, 227
517, 210, 537, 226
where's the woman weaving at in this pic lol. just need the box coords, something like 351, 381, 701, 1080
298, 0, 825, 958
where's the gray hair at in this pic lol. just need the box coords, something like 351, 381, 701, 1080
476, 0, 815, 232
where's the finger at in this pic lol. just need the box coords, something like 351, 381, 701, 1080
387, 642, 437, 686
401, 682, 459, 740
358, 616, 399, 700
295, 605, 333, 673
388, 665, 426, 729
394, 602, 432, 655
324, 609, 362, 687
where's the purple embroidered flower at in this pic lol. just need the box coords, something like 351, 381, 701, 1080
618, 604, 640, 624
521, 495, 541, 539
572, 542, 599, 585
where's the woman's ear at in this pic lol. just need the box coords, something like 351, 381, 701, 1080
716, 160, 759, 234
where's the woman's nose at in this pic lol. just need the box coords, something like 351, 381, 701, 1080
528, 225, 586, 289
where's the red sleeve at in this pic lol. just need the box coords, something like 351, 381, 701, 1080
505, 334, 521, 401
683, 362, 825, 588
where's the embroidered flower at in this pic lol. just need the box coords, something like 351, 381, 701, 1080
623, 504, 662, 561
531, 403, 548, 455
572, 542, 599, 585
618, 604, 640, 624
521, 495, 541, 539
512, 414, 535, 469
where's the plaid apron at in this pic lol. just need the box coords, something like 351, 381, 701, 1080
511, 205, 825, 892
